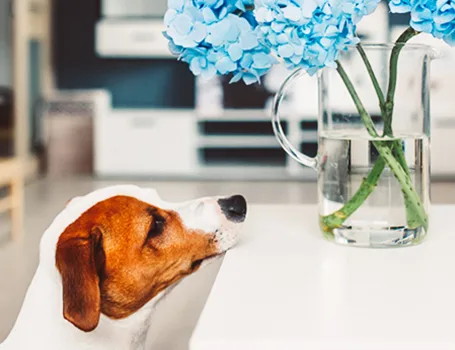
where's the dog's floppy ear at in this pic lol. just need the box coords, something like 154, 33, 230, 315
56, 225, 105, 332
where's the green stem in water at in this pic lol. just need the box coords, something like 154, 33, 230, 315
321, 61, 427, 232
357, 42, 419, 227
383, 27, 421, 224
371, 139, 427, 230
321, 141, 411, 231
321, 155, 386, 232
340, 60, 427, 228
323, 30, 426, 232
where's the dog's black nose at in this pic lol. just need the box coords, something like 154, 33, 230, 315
218, 195, 247, 223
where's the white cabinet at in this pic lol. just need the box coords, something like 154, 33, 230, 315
95, 109, 198, 176
95, 19, 172, 58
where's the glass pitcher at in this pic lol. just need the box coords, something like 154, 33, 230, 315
272, 43, 437, 248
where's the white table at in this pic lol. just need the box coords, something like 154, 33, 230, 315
190, 205, 455, 350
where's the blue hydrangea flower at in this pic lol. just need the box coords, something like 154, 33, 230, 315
229, 0, 254, 11
389, 0, 412, 13
341, 0, 382, 24
164, 0, 207, 48
193, 0, 253, 12
164, 0, 276, 84
389, 0, 455, 45
255, 0, 379, 75
164, 0, 380, 82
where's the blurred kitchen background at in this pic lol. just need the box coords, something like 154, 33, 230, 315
1, 0, 455, 182
1, 0, 455, 349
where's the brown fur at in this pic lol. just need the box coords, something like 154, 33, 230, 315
56, 196, 218, 332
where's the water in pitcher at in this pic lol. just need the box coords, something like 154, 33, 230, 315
318, 130, 430, 247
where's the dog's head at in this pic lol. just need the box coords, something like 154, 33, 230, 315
51, 186, 246, 333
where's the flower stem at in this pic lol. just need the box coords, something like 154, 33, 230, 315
356, 44, 387, 115
357, 41, 421, 228
371, 139, 427, 230
321, 57, 386, 230
321, 155, 386, 232
383, 27, 421, 225
335, 62, 379, 138
384, 27, 420, 136
321, 61, 428, 233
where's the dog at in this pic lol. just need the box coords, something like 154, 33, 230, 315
0, 185, 247, 350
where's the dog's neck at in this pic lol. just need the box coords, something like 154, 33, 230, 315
1, 266, 161, 350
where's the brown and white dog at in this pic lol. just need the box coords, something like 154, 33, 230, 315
0, 185, 247, 350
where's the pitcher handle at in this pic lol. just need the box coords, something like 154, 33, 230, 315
272, 69, 318, 171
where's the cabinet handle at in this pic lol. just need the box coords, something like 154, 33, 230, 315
131, 118, 156, 128
130, 32, 159, 43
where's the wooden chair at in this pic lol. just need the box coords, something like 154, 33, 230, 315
0, 158, 24, 240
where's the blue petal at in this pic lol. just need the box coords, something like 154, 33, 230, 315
252, 52, 273, 68
216, 57, 237, 74
207, 50, 221, 63
389, 2, 411, 13
276, 33, 288, 44
443, 27, 455, 45
290, 54, 302, 64
230, 72, 244, 83
242, 11, 258, 27
224, 20, 241, 42
240, 53, 254, 68
293, 43, 304, 56
240, 31, 259, 49
164, 9, 178, 26
320, 37, 333, 48
278, 44, 294, 58
168, 0, 185, 11
168, 41, 183, 55
411, 19, 434, 33
283, 5, 302, 22
190, 57, 205, 75
200, 65, 218, 80
189, 22, 207, 43
434, 10, 455, 24
202, 7, 218, 24
208, 20, 231, 46
301, 0, 318, 17
168, 28, 198, 47
237, 16, 253, 31
235, 0, 246, 11
271, 21, 286, 33
227, 43, 243, 61
243, 72, 260, 85
219, 7, 228, 19
255, 8, 275, 23
172, 14, 193, 36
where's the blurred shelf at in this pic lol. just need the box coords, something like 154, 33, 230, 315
95, 19, 172, 58
197, 136, 279, 148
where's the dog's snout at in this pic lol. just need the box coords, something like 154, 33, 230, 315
218, 195, 247, 222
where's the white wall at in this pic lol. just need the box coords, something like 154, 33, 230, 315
0, 0, 12, 86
